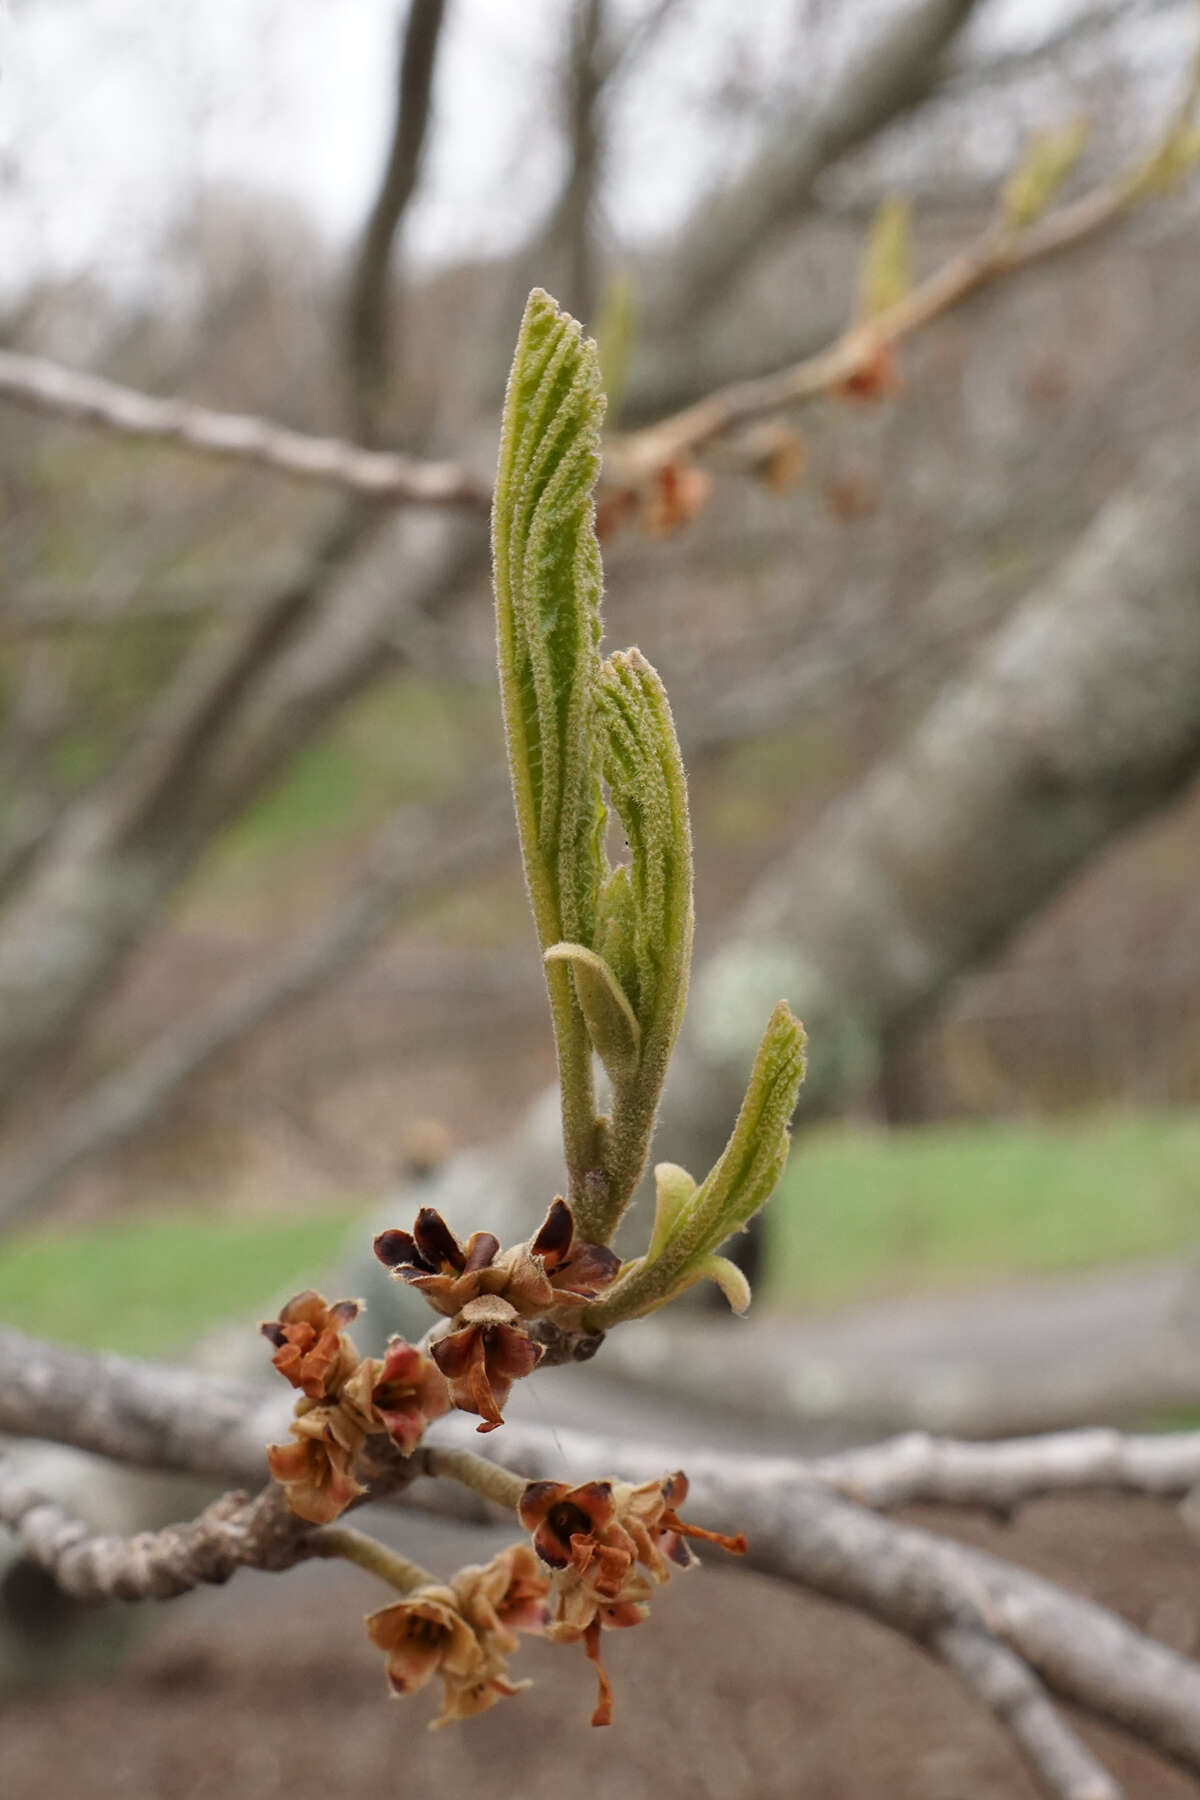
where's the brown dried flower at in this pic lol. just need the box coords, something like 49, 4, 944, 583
613, 1470, 747, 1576
373, 1208, 505, 1317
451, 1542, 551, 1655
260, 1290, 362, 1401
342, 1336, 451, 1455
367, 1548, 547, 1730
266, 1402, 367, 1525
519, 1470, 746, 1724
374, 1198, 619, 1326
430, 1295, 543, 1432
499, 1197, 622, 1318
366, 1585, 483, 1699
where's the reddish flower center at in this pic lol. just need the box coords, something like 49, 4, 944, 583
548, 1501, 594, 1543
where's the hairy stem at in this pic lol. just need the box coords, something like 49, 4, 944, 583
423, 1446, 528, 1512
310, 1527, 434, 1594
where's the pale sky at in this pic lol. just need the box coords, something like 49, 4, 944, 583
0, 0, 1186, 308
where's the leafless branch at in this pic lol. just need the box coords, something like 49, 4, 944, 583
811, 1426, 1200, 1513
0, 348, 490, 509
933, 1624, 1122, 1800
8, 1331, 1200, 1791
0, 1466, 313, 1600
609, 75, 1200, 482
4, 42, 1190, 514
344, 0, 449, 440
645, 0, 981, 332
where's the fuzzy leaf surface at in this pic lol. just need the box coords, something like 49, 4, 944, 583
492, 287, 607, 953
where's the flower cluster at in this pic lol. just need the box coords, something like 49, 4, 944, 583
366, 1544, 550, 1729
373, 1198, 620, 1431
262, 1291, 449, 1523
519, 1469, 747, 1724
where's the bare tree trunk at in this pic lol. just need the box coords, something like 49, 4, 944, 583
679, 428, 1200, 1143
344, 0, 449, 441
0, 8, 463, 1124
0, 506, 484, 1119
640, 0, 980, 339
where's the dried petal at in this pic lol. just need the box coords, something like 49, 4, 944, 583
366, 1588, 482, 1696
266, 1404, 366, 1524
260, 1290, 362, 1402
431, 1298, 543, 1432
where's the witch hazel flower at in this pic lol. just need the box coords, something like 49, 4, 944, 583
518, 1469, 746, 1724
262, 1292, 451, 1520
373, 1198, 620, 1431
365, 1543, 550, 1730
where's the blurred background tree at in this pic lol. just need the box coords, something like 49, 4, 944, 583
4, 4, 1200, 1795
1, 0, 1198, 1264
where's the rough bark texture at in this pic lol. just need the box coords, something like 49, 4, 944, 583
10, 1329, 1200, 1797
670, 428, 1200, 1154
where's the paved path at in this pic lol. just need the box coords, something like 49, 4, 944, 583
585, 1256, 1200, 1444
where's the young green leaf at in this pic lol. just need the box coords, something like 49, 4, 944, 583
585, 1001, 806, 1326
492, 287, 607, 952
589, 647, 694, 1224
492, 289, 610, 1203
544, 942, 641, 1086
693, 1253, 752, 1315
856, 195, 912, 320
646, 1161, 698, 1262
1002, 118, 1090, 228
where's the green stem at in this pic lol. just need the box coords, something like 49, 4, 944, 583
310, 1527, 434, 1594
424, 1446, 528, 1512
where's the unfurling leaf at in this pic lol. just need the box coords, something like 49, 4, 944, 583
545, 942, 641, 1085
492, 290, 698, 1241
647, 1162, 698, 1261
492, 287, 607, 954
694, 1254, 752, 1315
857, 195, 912, 320
585, 1002, 806, 1327
1002, 118, 1090, 228
492, 289, 610, 1204
591, 647, 694, 1222
685, 1000, 807, 1256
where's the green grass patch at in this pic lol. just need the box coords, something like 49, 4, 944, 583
765, 1108, 1200, 1309
5, 1111, 1200, 1359
0, 1209, 359, 1358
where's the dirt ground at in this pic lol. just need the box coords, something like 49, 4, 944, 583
5, 1494, 1199, 1800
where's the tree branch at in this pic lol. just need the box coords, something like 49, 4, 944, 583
933, 1624, 1122, 1800
344, 0, 449, 441
0, 1467, 313, 1600
6, 1331, 1200, 1789
609, 70, 1200, 482
643, 0, 980, 333
811, 1427, 1200, 1513
0, 349, 490, 509
5, 53, 1191, 514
